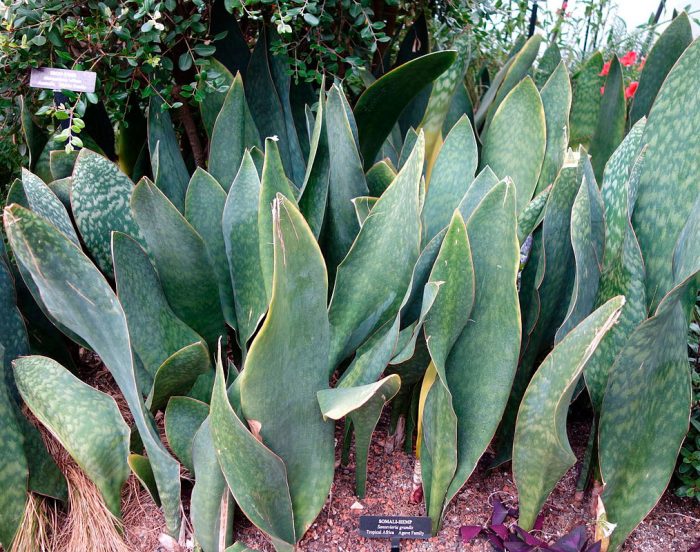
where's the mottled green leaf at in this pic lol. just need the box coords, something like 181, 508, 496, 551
600, 119, 646, 269
185, 168, 237, 330
419, 35, 470, 171
421, 211, 474, 529
555, 163, 605, 341
132, 179, 225, 350
245, 27, 304, 188
479, 78, 546, 214
513, 296, 624, 529
113, 232, 203, 380
14, 355, 130, 517
629, 12, 692, 126
317, 375, 401, 497
494, 153, 583, 466
632, 37, 700, 312
517, 186, 550, 244
422, 116, 478, 245
365, 160, 396, 198
49, 149, 78, 180
149, 342, 210, 412
165, 396, 209, 473
48, 176, 71, 208
352, 196, 378, 227
483, 34, 543, 133
589, 55, 626, 182
148, 97, 189, 211
20, 95, 47, 169
208, 74, 261, 190
4, 205, 182, 534
240, 194, 334, 539
354, 51, 456, 168
211, 347, 296, 551
72, 149, 144, 276
535, 62, 572, 195
328, 133, 423, 370
21, 168, 79, 245
442, 83, 474, 135
128, 454, 160, 506
535, 42, 562, 88
258, 139, 298, 298
456, 166, 501, 222
223, 153, 267, 348
200, 59, 235, 137
569, 52, 604, 149
443, 180, 521, 506
191, 418, 232, 552
320, 85, 369, 277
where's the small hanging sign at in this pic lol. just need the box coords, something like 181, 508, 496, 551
29, 68, 97, 93
359, 515, 431, 550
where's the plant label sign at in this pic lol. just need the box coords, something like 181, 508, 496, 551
30, 68, 97, 93
359, 515, 431, 547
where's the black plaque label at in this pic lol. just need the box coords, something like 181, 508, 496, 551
30, 68, 97, 93
359, 515, 431, 539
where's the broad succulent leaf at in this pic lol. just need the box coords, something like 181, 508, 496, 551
321, 85, 369, 277
4, 205, 182, 534
600, 201, 700, 551
239, 194, 334, 539
298, 85, 330, 238
148, 342, 211, 412
629, 12, 692, 126
200, 59, 235, 137
535, 41, 562, 88
19, 95, 47, 169
317, 375, 400, 497
494, 153, 583, 465
517, 186, 550, 244
185, 168, 237, 330
148, 97, 189, 211
113, 232, 204, 380
443, 180, 521, 506
589, 55, 626, 182
483, 34, 543, 133
421, 211, 474, 529
14, 355, 131, 517
21, 168, 79, 245
164, 396, 209, 473
208, 73, 261, 190
366, 159, 396, 198
422, 116, 478, 245
191, 418, 232, 552
328, 132, 423, 371
132, 179, 225, 351
223, 152, 268, 347
555, 163, 605, 342
257, 138, 299, 298
632, 37, 700, 312
354, 51, 456, 168
456, 166, 501, 222
479, 77, 546, 214
513, 296, 624, 529
352, 196, 378, 227
535, 62, 572, 195
71, 149, 144, 276
245, 27, 304, 188
569, 52, 604, 148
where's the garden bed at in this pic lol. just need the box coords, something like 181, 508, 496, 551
117, 406, 700, 552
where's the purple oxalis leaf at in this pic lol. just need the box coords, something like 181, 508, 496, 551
460, 525, 483, 542
492, 499, 510, 525
487, 532, 506, 551
549, 526, 587, 552
492, 524, 509, 540
585, 541, 602, 552
514, 526, 547, 547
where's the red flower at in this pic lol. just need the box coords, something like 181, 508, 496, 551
625, 81, 639, 100
600, 60, 611, 76
620, 51, 638, 67
600, 86, 605, 95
